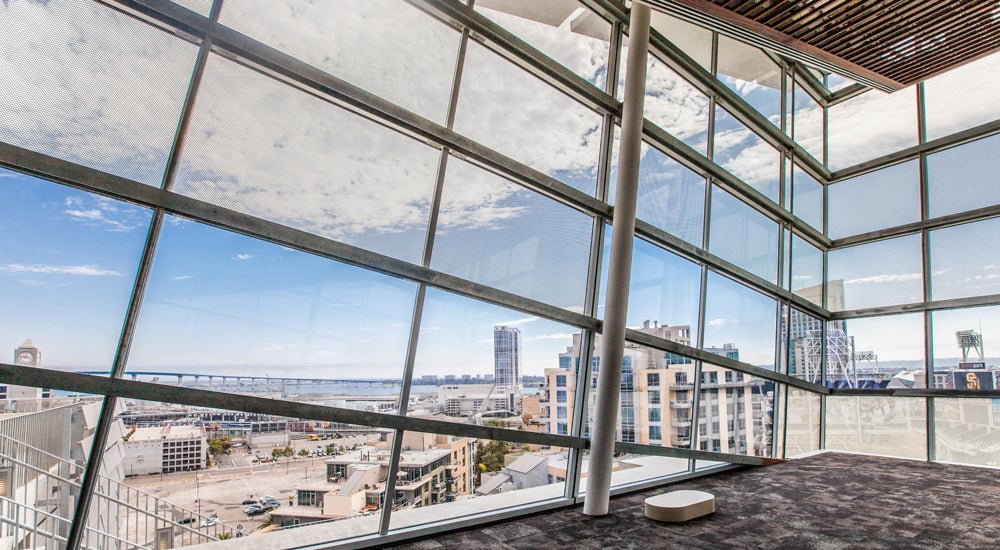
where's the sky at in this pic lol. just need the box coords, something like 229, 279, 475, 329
3, 0, 1000, 377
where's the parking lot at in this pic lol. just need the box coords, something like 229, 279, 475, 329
125, 433, 376, 536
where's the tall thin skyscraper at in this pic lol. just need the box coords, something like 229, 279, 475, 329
493, 326, 522, 387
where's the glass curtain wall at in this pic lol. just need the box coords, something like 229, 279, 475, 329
6, 0, 1000, 548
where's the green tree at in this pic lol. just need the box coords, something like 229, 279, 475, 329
282, 446, 294, 457
326, 444, 336, 455
473, 440, 510, 486
298, 448, 308, 457
271, 448, 282, 459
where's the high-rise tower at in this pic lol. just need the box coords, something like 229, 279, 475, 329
493, 326, 522, 387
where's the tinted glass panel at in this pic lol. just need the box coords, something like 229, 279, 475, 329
713, 107, 781, 202
828, 88, 917, 171
827, 161, 920, 239
709, 186, 779, 284
835, 314, 924, 389
935, 399, 1000, 467
790, 235, 823, 305
610, 136, 706, 247
0, 0, 198, 186
455, 41, 602, 196
221, 0, 461, 124
792, 81, 823, 162
931, 218, 1000, 301
476, 0, 611, 89
784, 388, 820, 457
175, 54, 439, 264
791, 164, 823, 231
827, 235, 923, 311
826, 396, 926, 460
431, 157, 592, 310
924, 51, 1000, 141
927, 134, 1000, 219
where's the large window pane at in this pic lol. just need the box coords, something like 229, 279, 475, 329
713, 107, 781, 203
792, 80, 824, 162
791, 235, 823, 305
0, 0, 198, 186
626, 238, 702, 345
825, 396, 926, 460
476, 0, 611, 89
828, 88, 918, 171
791, 164, 823, 231
838, 314, 924, 389
827, 160, 920, 239
221, 0, 461, 125
431, 157, 593, 310
784, 388, 820, 457
694, 364, 774, 457
924, 51, 1000, 141
827, 235, 923, 311
931, 306, 1000, 390
455, 41, 602, 196
786, 309, 824, 384
610, 137, 707, 247
639, 57, 711, 155
175, 54, 440, 265
716, 36, 782, 127
128, 217, 417, 405
709, 186, 779, 284
703, 273, 777, 370
927, 134, 1000, 219
413, 288, 580, 430
0, 172, 152, 372
935, 398, 1000, 468
931, 218, 1000, 301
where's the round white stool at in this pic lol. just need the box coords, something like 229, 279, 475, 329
644, 490, 715, 522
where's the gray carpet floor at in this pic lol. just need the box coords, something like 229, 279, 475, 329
388, 452, 1000, 549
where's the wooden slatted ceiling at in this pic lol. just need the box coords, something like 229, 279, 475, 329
658, 0, 1000, 90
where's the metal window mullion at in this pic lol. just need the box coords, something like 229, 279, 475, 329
689, 265, 710, 469
916, 82, 936, 462
64, 1, 224, 546
379, 21, 469, 533
567, 18, 621, 503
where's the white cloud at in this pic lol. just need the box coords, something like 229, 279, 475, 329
231, 254, 254, 261
844, 273, 922, 285
0, 263, 121, 276
169, 275, 192, 281
496, 316, 539, 327
707, 318, 732, 327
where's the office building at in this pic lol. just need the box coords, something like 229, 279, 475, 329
3, 0, 1000, 547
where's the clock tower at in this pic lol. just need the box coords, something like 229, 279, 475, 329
2, 338, 45, 400
15, 338, 40, 367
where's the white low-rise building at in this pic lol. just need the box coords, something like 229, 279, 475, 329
123, 425, 207, 476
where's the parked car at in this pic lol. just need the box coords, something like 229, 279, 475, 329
241, 499, 257, 505
260, 496, 276, 503
177, 517, 195, 525
200, 516, 218, 528
245, 506, 264, 517
261, 501, 279, 511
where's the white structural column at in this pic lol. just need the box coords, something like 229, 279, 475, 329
584, 2, 650, 516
